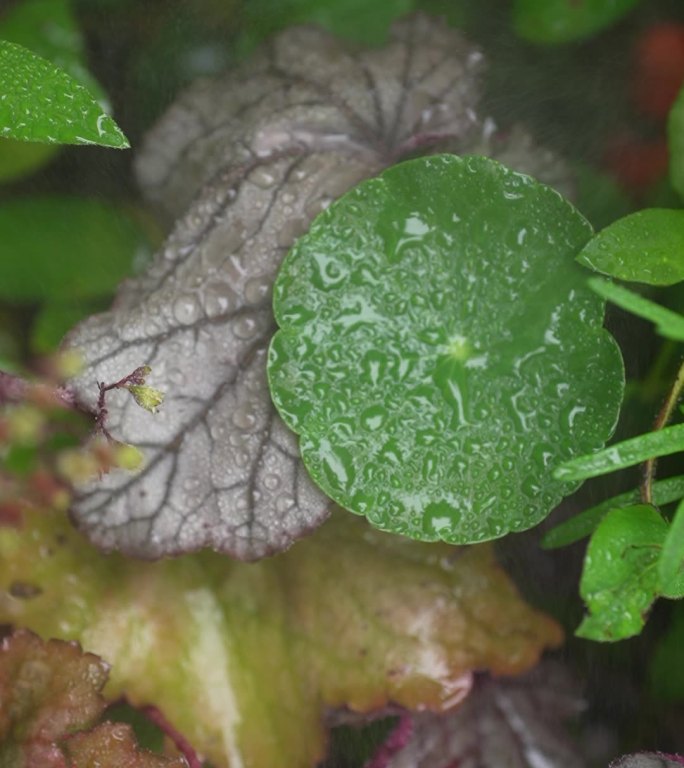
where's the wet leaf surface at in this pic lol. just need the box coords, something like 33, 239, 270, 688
269, 154, 624, 544
576, 209, 684, 286
64, 15, 489, 559
0, 40, 127, 147
379, 663, 585, 768
0, 508, 562, 768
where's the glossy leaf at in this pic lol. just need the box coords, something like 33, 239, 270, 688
381, 663, 585, 768
0, 0, 108, 107
0, 198, 149, 302
587, 277, 684, 340
554, 423, 684, 483
269, 153, 624, 544
512, 0, 639, 44
577, 209, 684, 285
659, 498, 684, 596
0, 40, 128, 147
578, 505, 666, 641
542, 474, 684, 548
669, 83, 684, 202
65, 16, 489, 560
0, 509, 562, 768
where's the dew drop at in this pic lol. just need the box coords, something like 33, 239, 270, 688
204, 281, 237, 318
232, 404, 258, 431
173, 294, 200, 325
263, 473, 280, 491
233, 315, 259, 340
244, 276, 271, 305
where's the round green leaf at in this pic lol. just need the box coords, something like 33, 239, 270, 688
268, 154, 624, 544
0, 197, 150, 302
513, 0, 639, 44
576, 209, 684, 286
0, 40, 127, 147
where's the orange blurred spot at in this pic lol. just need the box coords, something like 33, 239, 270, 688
633, 22, 684, 120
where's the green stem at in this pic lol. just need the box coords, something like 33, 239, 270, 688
641, 357, 684, 504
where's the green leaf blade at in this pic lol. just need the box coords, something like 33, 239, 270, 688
659, 498, 684, 598
578, 504, 666, 641
0, 40, 128, 148
513, 0, 639, 44
269, 154, 625, 544
554, 423, 684, 483
577, 209, 684, 286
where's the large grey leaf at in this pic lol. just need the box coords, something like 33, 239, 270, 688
63, 14, 487, 560
381, 664, 586, 768
610, 756, 684, 768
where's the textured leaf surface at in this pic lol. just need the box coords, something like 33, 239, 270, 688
0, 508, 562, 768
512, 0, 639, 44
611, 754, 684, 767
578, 505, 666, 641
0, 630, 108, 767
269, 153, 624, 544
64, 15, 491, 559
381, 663, 585, 768
0, 40, 127, 147
576, 209, 684, 286
0, 198, 150, 302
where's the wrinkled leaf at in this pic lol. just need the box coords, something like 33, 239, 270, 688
512, 0, 639, 44
577, 209, 684, 286
659, 498, 684, 596
0, 40, 127, 147
578, 505, 666, 641
0, 198, 150, 303
0, 508, 563, 768
555, 422, 684, 483
542, 474, 684, 548
65, 16, 491, 559
380, 663, 585, 768
0, 629, 108, 766
669, 84, 684, 202
611, 754, 684, 767
64, 722, 186, 768
269, 153, 624, 544
587, 277, 684, 341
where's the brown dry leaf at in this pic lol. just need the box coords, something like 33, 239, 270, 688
0, 508, 562, 768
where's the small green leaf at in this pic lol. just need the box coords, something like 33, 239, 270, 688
0, 198, 149, 302
126, 384, 164, 414
512, 0, 639, 44
577, 209, 684, 286
0, 40, 128, 147
669, 83, 684, 202
659, 498, 684, 598
555, 423, 684, 483
587, 277, 684, 341
542, 474, 684, 548
269, 154, 624, 544
31, 302, 99, 354
578, 505, 666, 641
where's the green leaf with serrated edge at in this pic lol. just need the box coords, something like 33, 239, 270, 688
577, 209, 684, 286
0, 40, 128, 147
588, 277, 684, 340
0, 198, 149, 302
0, 509, 562, 768
659, 498, 684, 598
669, 83, 684, 202
578, 505, 666, 641
512, 0, 639, 44
554, 423, 684, 483
269, 154, 624, 545
542, 474, 684, 549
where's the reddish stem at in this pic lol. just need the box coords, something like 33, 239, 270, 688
141, 705, 203, 768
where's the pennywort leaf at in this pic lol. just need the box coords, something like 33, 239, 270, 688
542, 474, 684, 548
554, 423, 684, 482
587, 277, 684, 340
512, 0, 639, 44
269, 153, 624, 545
578, 505, 666, 641
0, 39, 128, 147
577, 209, 684, 286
